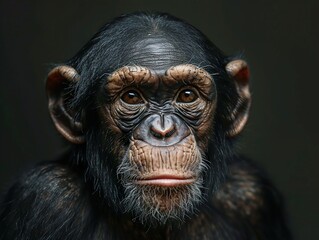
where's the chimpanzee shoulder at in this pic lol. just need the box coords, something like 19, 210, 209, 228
0, 159, 97, 240
211, 157, 292, 239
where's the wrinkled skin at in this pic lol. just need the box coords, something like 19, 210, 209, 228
102, 63, 216, 223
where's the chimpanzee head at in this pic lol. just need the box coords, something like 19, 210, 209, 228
46, 12, 250, 224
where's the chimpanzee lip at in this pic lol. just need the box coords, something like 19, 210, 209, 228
131, 132, 193, 148
135, 174, 195, 187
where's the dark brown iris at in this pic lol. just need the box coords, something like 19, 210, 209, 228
121, 90, 144, 104
177, 89, 198, 103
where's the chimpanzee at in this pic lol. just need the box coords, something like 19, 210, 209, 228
0, 12, 291, 240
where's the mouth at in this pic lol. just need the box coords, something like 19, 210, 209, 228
135, 174, 195, 187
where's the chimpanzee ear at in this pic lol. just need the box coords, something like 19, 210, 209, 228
225, 59, 251, 137
46, 66, 85, 144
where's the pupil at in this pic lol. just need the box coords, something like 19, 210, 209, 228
184, 91, 191, 97
129, 92, 136, 98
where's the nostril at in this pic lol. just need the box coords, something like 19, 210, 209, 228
150, 127, 163, 139
150, 125, 176, 139
164, 127, 176, 138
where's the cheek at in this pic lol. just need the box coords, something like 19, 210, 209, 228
99, 105, 122, 134
196, 102, 217, 148
98, 107, 128, 158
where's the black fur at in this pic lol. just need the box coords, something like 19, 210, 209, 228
0, 12, 291, 239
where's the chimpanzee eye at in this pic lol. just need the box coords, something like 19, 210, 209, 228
177, 89, 198, 103
121, 90, 144, 104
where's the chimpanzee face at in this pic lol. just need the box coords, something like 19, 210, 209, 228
101, 62, 217, 223
46, 15, 250, 225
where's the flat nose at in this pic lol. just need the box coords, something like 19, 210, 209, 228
133, 114, 190, 146
150, 115, 176, 139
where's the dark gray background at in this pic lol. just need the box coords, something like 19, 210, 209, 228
0, 0, 318, 239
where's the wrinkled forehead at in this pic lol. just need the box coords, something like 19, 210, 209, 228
120, 35, 205, 72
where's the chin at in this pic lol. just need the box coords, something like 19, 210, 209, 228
120, 177, 204, 225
